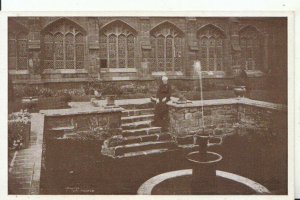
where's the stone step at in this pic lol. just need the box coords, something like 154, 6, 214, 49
114, 140, 177, 156
122, 108, 154, 117
121, 114, 154, 124
121, 120, 152, 130
122, 127, 161, 137
118, 148, 171, 158
115, 133, 172, 146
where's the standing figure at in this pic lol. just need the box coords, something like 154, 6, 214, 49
234, 68, 251, 98
152, 76, 172, 132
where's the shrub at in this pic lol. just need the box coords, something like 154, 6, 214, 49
61, 92, 72, 103
38, 87, 55, 97
8, 110, 31, 150
102, 83, 122, 96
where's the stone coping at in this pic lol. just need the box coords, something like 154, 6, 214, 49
100, 68, 137, 73
167, 97, 287, 112
42, 69, 88, 74
137, 169, 270, 195
40, 106, 124, 117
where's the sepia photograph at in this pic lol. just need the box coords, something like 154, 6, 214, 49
7, 16, 289, 195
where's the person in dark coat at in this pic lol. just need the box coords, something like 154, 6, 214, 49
234, 68, 251, 98
152, 76, 172, 132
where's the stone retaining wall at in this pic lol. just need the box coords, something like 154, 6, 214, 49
41, 107, 123, 132
168, 98, 287, 136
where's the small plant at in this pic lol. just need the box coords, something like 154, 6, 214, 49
105, 135, 125, 147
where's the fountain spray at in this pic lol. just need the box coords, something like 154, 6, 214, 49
193, 60, 205, 129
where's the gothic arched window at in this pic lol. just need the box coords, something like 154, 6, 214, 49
99, 20, 137, 68
8, 21, 28, 70
197, 24, 225, 71
42, 18, 86, 69
149, 22, 184, 72
239, 26, 263, 70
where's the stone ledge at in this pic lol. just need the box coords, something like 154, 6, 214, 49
40, 106, 124, 117
168, 97, 287, 112
43, 69, 88, 74
101, 68, 137, 73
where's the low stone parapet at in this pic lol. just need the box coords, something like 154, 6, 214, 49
168, 98, 287, 140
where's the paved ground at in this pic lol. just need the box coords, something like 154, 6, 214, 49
8, 113, 44, 194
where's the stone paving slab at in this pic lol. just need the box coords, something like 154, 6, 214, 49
8, 113, 44, 195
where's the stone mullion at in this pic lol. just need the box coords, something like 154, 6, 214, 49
164, 36, 166, 72
172, 37, 175, 72
214, 40, 217, 71
15, 36, 19, 70
206, 41, 209, 71
73, 29, 76, 69
63, 35, 66, 69
107, 34, 109, 68
54, 36, 56, 69
125, 35, 128, 68
63, 23, 66, 69
116, 34, 119, 68
155, 38, 158, 71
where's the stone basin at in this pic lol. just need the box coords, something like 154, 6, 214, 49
186, 151, 222, 194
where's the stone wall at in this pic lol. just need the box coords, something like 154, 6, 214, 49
169, 104, 238, 135
168, 98, 287, 136
8, 17, 287, 85
41, 108, 123, 132
238, 104, 287, 135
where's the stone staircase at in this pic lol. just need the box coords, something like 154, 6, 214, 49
101, 105, 177, 158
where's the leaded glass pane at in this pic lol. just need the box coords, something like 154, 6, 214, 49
157, 58, 164, 71
118, 35, 126, 65
8, 38, 16, 57
65, 33, 74, 64
166, 58, 172, 71
76, 61, 84, 69
54, 33, 63, 60
8, 26, 15, 68
17, 33, 28, 70
150, 36, 156, 58
109, 59, 117, 68
127, 59, 134, 68
127, 35, 134, 60
44, 60, 54, 69
200, 58, 207, 71
174, 57, 182, 71
157, 36, 164, 58
108, 34, 117, 57
75, 33, 84, 43
44, 34, 54, 60
99, 34, 107, 58
166, 36, 173, 58
119, 59, 126, 68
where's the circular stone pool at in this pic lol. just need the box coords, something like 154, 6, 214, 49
137, 169, 270, 195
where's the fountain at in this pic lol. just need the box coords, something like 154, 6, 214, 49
187, 61, 223, 194
137, 61, 271, 195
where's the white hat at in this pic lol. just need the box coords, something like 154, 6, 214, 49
162, 76, 168, 81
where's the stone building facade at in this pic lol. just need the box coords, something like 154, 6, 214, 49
8, 17, 287, 90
